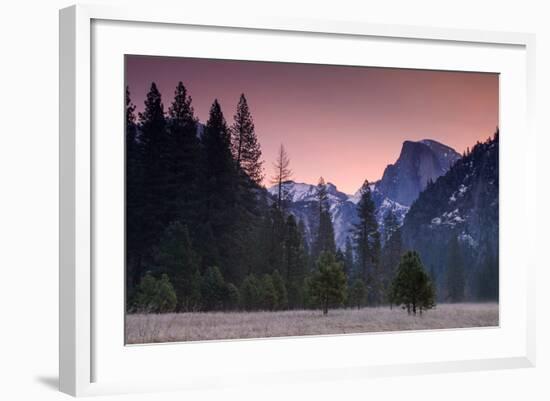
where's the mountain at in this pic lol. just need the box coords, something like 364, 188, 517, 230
266, 181, 409, 250
375, 139, 461, 206
266, 139, 461, 251
267, 139, 459, 250
267, 181, 356, 249
400, 133, 499, 300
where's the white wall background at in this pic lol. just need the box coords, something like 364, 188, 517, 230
0, 0, 547, 400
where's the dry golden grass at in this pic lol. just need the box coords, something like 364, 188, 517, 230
125, 303, 498, 344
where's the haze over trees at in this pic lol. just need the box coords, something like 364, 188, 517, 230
126, 81, 498, 317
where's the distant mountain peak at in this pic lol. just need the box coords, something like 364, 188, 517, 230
267, 180, 350, 204
376, 139, 461, 206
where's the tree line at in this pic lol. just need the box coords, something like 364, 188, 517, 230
126, 81, 436, 315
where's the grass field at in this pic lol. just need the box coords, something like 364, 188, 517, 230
125, 303, 499, 344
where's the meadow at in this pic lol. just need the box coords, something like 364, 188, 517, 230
126, 302, 498, 344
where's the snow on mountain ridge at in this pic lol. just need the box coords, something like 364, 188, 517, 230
267, 180, 409, 249
267, 181, 352, 204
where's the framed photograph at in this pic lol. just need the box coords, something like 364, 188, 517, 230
59, 4, 536, 397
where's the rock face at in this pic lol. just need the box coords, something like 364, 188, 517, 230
376, 139, 461, 206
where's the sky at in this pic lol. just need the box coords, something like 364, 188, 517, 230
126, 55, 499, 194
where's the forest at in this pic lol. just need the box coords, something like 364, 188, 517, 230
125, 81, 498, 319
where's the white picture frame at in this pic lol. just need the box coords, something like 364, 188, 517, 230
59, 4, 536, 397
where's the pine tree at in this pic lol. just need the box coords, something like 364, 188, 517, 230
225, 95, 266, 283
125, 86, 144, 291
126, 86, 138, 156
132, 273, 177, 313
130, 82, 171, 300
201, 266, 227, 311
380, 210, 402, 301
390, 251, 435, 315
313, 177, 336, 259
260, 274, 278, 310
265, 204, 287, 276
446, 235, 465, 302
271, 144, 292, 209
231, 94, 264, 185
168, 82, 195, 125
226, 283, 241, 310
344, 237, 355, 280
137, 82, 169, 251
298, 219, 311, 272
318, 210, 336, 255
240, 274, 262, 311
317, 177, 329, 217
139, 82, 166, 133
155, 274, 178, 313
189, 269, 202, 311
271, 269, 288, 310
382, 210, 399, 244
307, 252, 347, 315
201, 100, 243, 283
283, 214, 307, 308
335, 249, 345, 267
477, 249, 498, 301
202, 99, 235, 189
139, 81, 168, 182
353, 180, 382, 305
348, 278, 367, 309
131, 273, 158, 313
167, 82, 200, 222
194, 222, 220, 272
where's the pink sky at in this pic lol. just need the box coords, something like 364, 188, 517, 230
126, 55, 499, 194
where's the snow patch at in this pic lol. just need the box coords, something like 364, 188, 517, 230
431, 208, 465, 227
458, 232, 477, 248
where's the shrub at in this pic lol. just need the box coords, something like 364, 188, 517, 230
201, 266, 227, 311
226, 283, 240, 310
132, 273, 177, 313
240, 274, 261, 311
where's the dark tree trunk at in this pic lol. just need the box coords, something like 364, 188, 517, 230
277, 177, 282, 209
